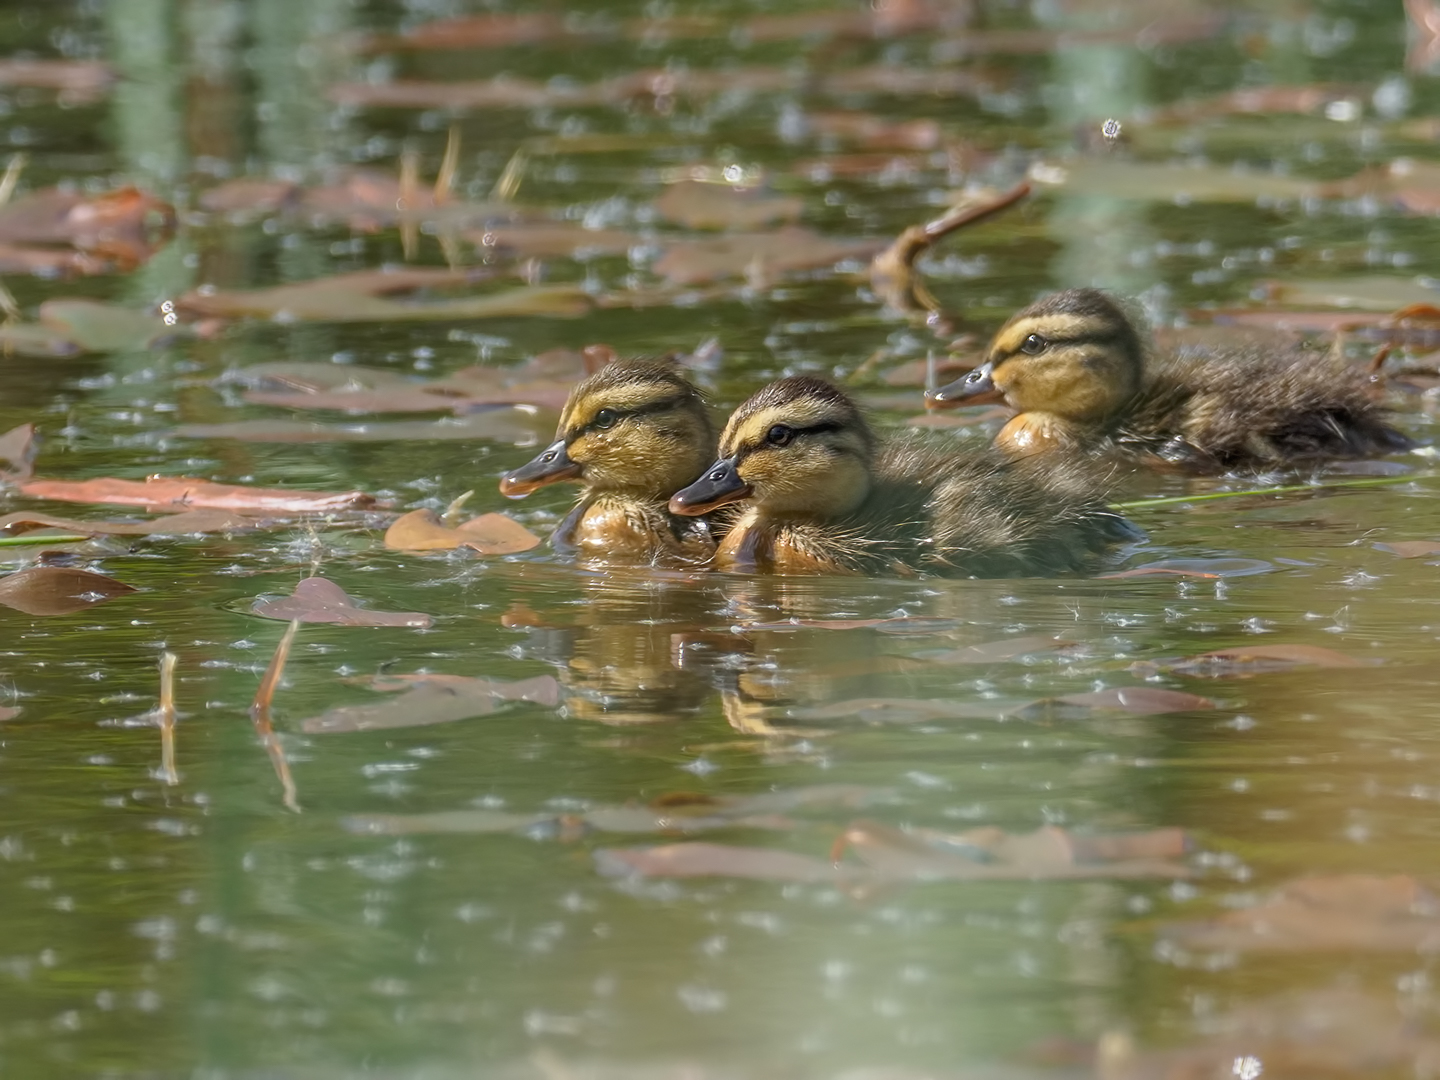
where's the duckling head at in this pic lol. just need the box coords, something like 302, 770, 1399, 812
669, 376, 874, 520
926, 288, 1145, 424
499, 358, 715, 500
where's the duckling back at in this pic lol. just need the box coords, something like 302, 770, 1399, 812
1125, 347, 1413, 469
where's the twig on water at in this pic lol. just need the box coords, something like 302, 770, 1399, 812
157, 651, 177, 785
870, 181, 1030, 333
251, 620, 301, 813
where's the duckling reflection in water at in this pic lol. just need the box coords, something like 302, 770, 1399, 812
669, 375, 1135, 576
499, 357, 718, 565
926, 288, 1413, 469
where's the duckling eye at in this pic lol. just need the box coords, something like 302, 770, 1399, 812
766, 424, 794, 447
593, 408, 619, 430
1020, 333, 1048, 355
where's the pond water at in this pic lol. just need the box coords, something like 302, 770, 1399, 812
4, 0, 1440, 1077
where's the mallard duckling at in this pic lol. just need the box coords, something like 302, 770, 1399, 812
926, 288, 1413, 468
668, 375, 1133, 576
499, 358, 717, 565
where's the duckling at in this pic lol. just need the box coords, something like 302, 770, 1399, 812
499, 357, 717, 565
925, 288, 1412, 469
668, 375, 1133, 576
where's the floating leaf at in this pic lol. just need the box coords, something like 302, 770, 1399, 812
652, 227, 883, 285
1161, 875, 1440, 952
1257, 276, 1440, 312
176, 267, 591, 323
175, 409, 551, 445
738, 616, 957, 633
0, 423, 37, 479
0, 705, 19, 721
0, 566, 136, 616
477, 223, 640, 259
0, 186, 174, 268
16, 476, 381, 512
302, 674, 559, 732
1375, 539, 1440, 558
653, 180, 804, 231
251, 577, 434, 628
384, 509, 541, 554
38, 299, 177, 352
1015, 686, 1216, 718
0, 508, 255, 537
1032, 157, 1321, 204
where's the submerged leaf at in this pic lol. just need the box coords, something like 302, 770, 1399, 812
0, 566, 136, 616
1165, 643, 1367, 676
1162, 874, 1440, 952
251, 577, 434, 628
0, 508, 254, 537
38, 299, 177, 352
1016, 686, 1216, 717
16, 475, 381, 512
174, 410, 551, 445
653, 180, 804, 230
302, 674, 559, 732
1375, 539, 1440, 558
384, 509, 541, 554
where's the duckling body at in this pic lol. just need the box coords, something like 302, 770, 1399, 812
671, 376, 1132, 576
500, 358, 717, 566
927, 288, 1412, 470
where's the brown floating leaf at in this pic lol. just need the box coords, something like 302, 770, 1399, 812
1376, 539, 1440, 558
176, 267, 590, 323
1016, 686, 1216, 717
0, 186, 175, 268
16, 475, 380, 512
0, 566, 136, 616
476, 223, 639, 259
0, 705, 19, 722
1168, 642, 1367, 676
0, 423, 37, 480
653, 180, 804, 231
251, 577, 433, 628
1162, 874, 1440, 952
0, 508, 255, 537
383, 509, 541, 554
652, 227, 884, 285
1033, 157, 1321, 204
302, 674, 559, 732
175, 409, 551, 445
0, 58, 114, 103
1256, 276, 1440, 312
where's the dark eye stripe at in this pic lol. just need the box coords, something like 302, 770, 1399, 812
733, 420, 844, 461
995, 330, 1124, 365
567, 395, 686, 440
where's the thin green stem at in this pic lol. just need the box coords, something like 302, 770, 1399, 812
1116, 472, 1433, 511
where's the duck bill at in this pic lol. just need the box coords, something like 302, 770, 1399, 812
925, 362, 1005, 409
668, 456, 751, 516
499, 440, 581, 497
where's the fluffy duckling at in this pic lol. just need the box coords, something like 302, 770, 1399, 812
926, 288, 1412, 469
668, 375, 1133, 576
499, 358, 717, 565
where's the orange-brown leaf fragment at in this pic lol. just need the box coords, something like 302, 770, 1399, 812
251, 577, 433, 628
384, 509, 541, 554
0, 508, 255, 537
1018, 686, 1216, 717
16, 475, 381, 512
0, 566, 136, 616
